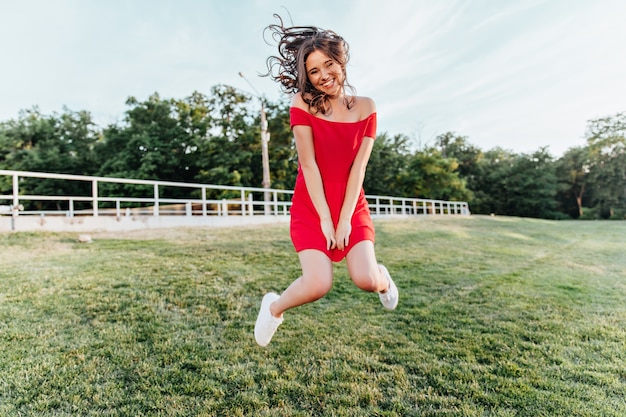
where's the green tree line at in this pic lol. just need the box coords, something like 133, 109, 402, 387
1, 85, 624, 219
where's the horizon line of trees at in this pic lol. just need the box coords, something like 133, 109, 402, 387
1, 85, 625, 220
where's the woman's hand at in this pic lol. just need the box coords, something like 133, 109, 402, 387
334, 219, 352, 251
320, 218, 337, 250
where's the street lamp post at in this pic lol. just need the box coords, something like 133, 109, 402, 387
239, 72, 271, 215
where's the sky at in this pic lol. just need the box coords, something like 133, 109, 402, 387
1, 0, 625, 157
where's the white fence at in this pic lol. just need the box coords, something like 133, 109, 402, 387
0, 170, 470, 232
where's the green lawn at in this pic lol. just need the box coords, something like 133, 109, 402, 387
1, 216, 625, 416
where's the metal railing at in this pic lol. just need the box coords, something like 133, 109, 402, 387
0, 170, 470, 230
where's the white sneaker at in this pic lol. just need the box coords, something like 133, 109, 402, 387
378, 264, 399, 310
254, 292, 283, 347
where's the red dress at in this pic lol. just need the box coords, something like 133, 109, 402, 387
289, 106, 377, 262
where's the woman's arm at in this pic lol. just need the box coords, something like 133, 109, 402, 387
291, 95, 336, 250
293, 125, 336, 251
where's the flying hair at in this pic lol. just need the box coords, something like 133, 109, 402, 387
263, 14, 355, 115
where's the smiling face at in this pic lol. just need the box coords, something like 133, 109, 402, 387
305, 50, 344, 98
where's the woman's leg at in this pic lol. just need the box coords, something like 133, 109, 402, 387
270, 249, 333, 317
345, 240, 399, 310
255, 249, 333, 346
345, 240, 388, 292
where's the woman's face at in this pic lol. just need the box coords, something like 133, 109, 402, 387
305, 50, 344, 97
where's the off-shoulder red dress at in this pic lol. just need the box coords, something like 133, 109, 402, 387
289, 106, 377, 262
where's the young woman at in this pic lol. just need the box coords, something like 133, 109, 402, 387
254, 16, 399, 347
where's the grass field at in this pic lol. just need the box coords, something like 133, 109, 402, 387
1, 216, 625, 416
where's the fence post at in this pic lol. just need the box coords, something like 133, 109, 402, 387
202, 187, 207, 216
10, 174, 19, 231
248, 194, 254, 216
241, 189, 246, 216
153, 184, 159, 217
12, 174, 19, 213
92, 179, 98, 217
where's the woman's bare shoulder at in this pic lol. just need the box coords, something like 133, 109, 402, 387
291, 93, 308, 110
354, 96, 376, 116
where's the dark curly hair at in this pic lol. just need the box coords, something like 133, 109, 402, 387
263, 14, 356, 115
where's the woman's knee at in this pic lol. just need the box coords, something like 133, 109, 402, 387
299, 250, 333, 299
303, 272, 333, 299
351, 269, 379, 292
345, 241, 383, 292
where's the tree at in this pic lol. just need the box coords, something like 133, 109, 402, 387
469, 147, 516, 215
584, 112, 626, 218
436, 132, 482, 178
192, 85, 260, 198
264, 100, 297, 192
363, 133, 411, 197
436, 132, 484, 210
555, 146, 592, 218
0, 107, 99, 174
397, 146, 472, 202
0, 107, 100, 210
96, 93, 201, 185
504, 148, 558, 218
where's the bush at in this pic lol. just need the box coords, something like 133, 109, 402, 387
608, 208, 626, 220
579, 206, 601, 220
